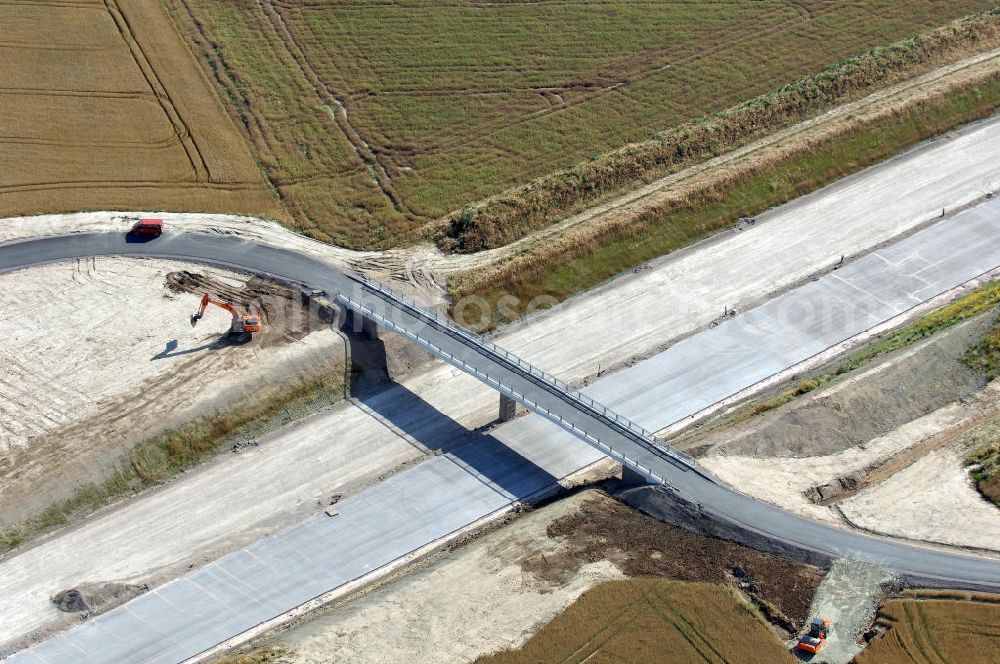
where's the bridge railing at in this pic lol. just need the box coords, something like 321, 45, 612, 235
341, 275, 695, 473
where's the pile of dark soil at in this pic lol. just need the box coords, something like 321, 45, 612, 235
166, 271, 336, 346
51, 582, 146, 615
523, 492, 822, 630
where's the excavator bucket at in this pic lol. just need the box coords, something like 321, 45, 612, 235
192, 294, 210, 326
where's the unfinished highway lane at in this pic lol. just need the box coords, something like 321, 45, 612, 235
4, 201, 1000, 662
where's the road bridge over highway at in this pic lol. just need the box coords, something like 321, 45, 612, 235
0, 232, 696, 487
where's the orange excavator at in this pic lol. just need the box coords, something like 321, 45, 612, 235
191, 293, 261, 340
796, 616, 831, 654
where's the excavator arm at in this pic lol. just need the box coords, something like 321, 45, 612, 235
193, 293, 240, 322
191, 293, 262, 337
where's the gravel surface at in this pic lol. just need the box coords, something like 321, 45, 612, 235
795, 559, 899, 663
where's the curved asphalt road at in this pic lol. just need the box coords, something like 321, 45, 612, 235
3, 227, 1000, 661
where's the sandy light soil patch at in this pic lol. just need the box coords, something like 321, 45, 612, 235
706, 386, 1000, 551
840, 442, 1000, 551
705, 401, 979, 526
0, 257, 345, 527
700, 313, 1000, 549
259, 493, 625, 664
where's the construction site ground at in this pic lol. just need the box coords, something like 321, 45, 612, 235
2, 109, 1000, 648
795, 560, 899, 664
698, 315, 1000, 552
222, 490, 820, 664
4, 11, 1000, 664
0, 260, 349, 528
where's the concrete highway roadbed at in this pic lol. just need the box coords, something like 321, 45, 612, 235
10, 196, 1000, 663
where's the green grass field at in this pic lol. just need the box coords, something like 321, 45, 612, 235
451, 72, 1000, 328
167, 0, 996, 248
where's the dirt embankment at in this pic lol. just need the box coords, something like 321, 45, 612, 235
539, 492, 823, 632
689, 316, 991, 460
218, 491, 822, 664
164, 270, 337, 347
688, 311, 1000, 551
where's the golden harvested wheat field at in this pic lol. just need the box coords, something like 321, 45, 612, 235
477, 579, 795, 664
0, 0, 280, 220
856, 596, 1000, 664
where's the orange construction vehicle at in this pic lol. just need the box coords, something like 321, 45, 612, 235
191, 293, 261, 339
796, 617, 831, 654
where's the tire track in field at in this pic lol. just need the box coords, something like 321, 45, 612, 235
0, 0, 102, 8
0, 136, 182, 149
0, 87, 150, 99
283, 0, 833, 162
645, 589, 727, 663
101, 0, 210, 182
166, 0, 285, 189
0, 180, 265, 194
560, 600, 641, 663
910, 602, 950, 664
260, 0, 413, 217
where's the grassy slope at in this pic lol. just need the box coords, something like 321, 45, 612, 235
967, 431, 1000, 508
0, 372, 344, 555
964, 313, 1000, 507
171, 0, 994, 248
442, 11, 1000, 252
477, 579, 795, 664
453, 73, 1000, 328
670, 281, 1000, 449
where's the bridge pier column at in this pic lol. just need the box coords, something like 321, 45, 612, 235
498, 394, 518, 422
360, 317, 384, 341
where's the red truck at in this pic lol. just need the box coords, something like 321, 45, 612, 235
131, 218, 163, 237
